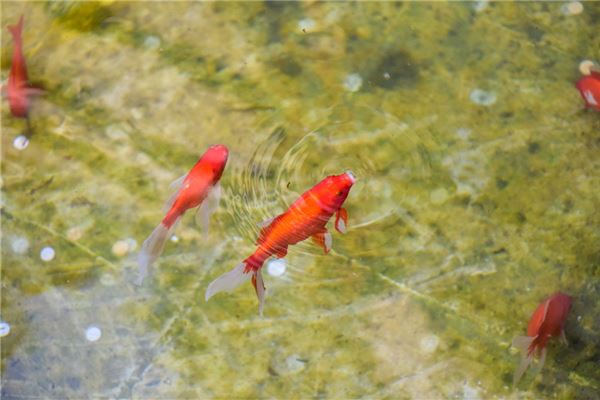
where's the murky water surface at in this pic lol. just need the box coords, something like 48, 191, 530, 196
2, 2, 599, 399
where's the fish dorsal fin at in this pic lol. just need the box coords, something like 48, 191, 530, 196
312, 229, 332, 254
528, 297, 549, 336
169, 173, 187, 190
257, 214, 283, 245
162, 174, 188, 213
541, 298, 550, 325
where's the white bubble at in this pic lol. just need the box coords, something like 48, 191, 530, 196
456, 128, 472, 140
105, 125, 127, 140
170, 235, 179, 243
0, 321, 11, 337
40, 246, 55, 262
560, 1, 583, 16
267, 258, 287, 277
285, 355, 306, 373
13, 135, 29, 151
100, 274, 116, 286
125, 238, 138, 252
131, 107, 143, 120
11, 237, 29, 254
462, 383, 481, 400
473, 0, 488, 12
469, 89, 497, 106
420, 334, 440, 353
66, 227, 83, 241
85, 326, 102, 342
144, 35, 161, 49
298, 18, 315, 32
343, 73, 363, 93
111, 240, 129, 257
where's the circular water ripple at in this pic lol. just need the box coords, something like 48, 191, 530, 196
223, 107, 435, 261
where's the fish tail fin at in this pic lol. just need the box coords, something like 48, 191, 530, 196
511, 335, 535, 386
7, 15, 24, 42
135, 218, 178, 285
205, 262, 253, 301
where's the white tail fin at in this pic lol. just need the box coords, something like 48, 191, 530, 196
135, 220, 177, 285
512, 335, 535, 386
205, 263, 252, 301
537, 348, 547, 372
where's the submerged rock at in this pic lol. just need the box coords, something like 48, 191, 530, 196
368, 50, 419, 90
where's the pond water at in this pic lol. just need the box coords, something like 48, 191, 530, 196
1, 2, 599, 399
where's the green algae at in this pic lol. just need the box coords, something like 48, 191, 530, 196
2, 1, 600, 399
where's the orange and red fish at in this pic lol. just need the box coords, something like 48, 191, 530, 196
205, 171, 356, 315
136, 144, 229, 284
512, 292, 572, 385
5, 16, 43, 129
576, 67, 600, 111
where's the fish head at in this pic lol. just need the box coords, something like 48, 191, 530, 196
317, 171, 356, 210
203, 144, 229, 178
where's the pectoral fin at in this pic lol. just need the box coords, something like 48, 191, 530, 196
560, 329, 568, 345
25, 87, 45, 97
163, 174, 187, 213
312, 231, 332, 254
335, 207, 348, 234
195, 183, 222, 234
258, 216, 275, 228
274, 246, 288, 259
169, 174, 187, 190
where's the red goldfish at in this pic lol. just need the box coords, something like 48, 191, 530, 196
5, 16, 42, 128
205, 171, 356, 315
576, 67, 600, 111
512, 292, 572, 385
136, 144, 229, 285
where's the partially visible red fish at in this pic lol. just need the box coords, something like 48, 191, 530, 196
136, 144, 229, 284
512, 292, 572, 385
576, 68, 600, 111
205, 171, 356, 315
6, 16, 43, 125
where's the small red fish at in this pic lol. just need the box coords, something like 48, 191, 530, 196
205, 171, 356, 315
6, 16, 43, 125
512, 292, 572, 385
136, 144, 229, 284
575, 68, 600, 111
